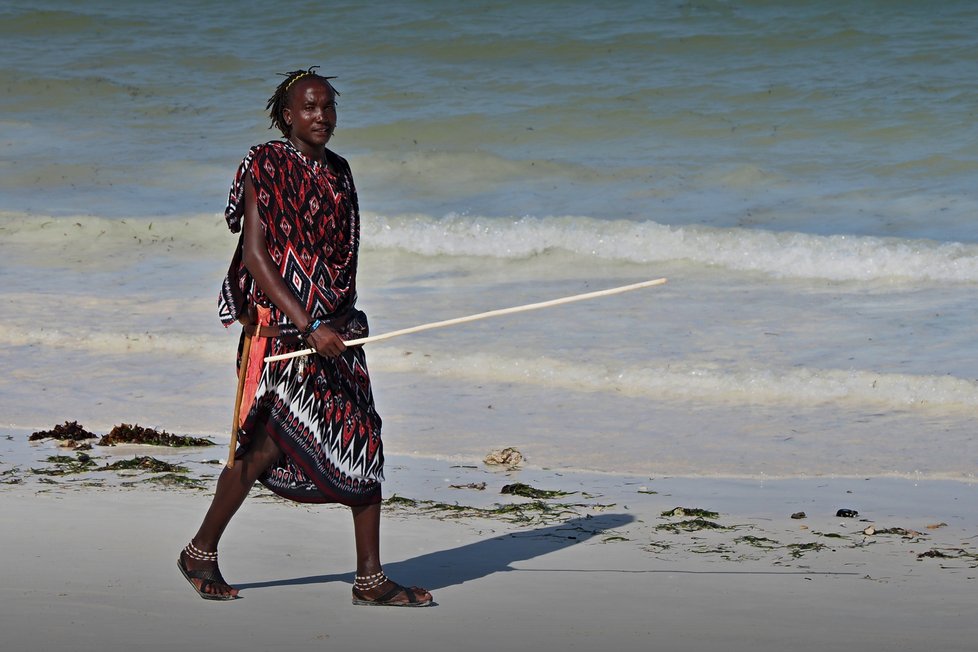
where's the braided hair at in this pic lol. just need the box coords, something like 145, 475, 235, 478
266, 66, 340, 137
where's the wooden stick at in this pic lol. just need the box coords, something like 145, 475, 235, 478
227, 325, 259, 469
265, 277, 667, 363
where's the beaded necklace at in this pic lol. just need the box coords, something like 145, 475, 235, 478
283, 138, 329, 174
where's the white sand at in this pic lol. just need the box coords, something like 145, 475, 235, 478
1, 441, 976, 652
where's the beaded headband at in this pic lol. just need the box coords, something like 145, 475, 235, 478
284, 70, 340, 95
285, 71, 313, 91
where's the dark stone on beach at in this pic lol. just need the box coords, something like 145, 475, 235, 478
836, 508, 859, 518
97, 424, 214, 447
791, 511, 807, 519
29, 420, 96, 441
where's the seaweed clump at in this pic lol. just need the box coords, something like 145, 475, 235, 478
917, 548, 978, 563
29, 421, 96, 441
98, 424, 214, 447
656, 518, 729, 533
32, 454, 98, 476
661, 506, 720, 519
501, 483, 572, 499
101, 456, 189, 473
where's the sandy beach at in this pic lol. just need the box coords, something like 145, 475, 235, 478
2, 432, 975, 652
3, 3, 978, 650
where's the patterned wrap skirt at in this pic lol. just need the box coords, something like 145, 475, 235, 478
237, 311, 384, 506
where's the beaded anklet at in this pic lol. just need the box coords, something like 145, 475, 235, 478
183, 541, 218, 562
354, 570, 389, 591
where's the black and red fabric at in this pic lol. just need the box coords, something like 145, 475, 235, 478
218, 140, 383, 506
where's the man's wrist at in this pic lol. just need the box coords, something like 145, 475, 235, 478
302, 318, 324, 341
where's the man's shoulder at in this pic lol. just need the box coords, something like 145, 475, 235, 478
325, 148, 352, 172
251, 140, 289, 156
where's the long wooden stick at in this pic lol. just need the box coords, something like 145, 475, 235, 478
227, 325, 258, 469
265, 277, 667, 363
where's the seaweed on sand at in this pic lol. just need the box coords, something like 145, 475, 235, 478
1, 467, 23, 484
488, 501, 583, 523
126, 473, 206, 490
735, 535, 781, 549
812, 531, 847, 539
500, 483, 573, 499
917, 548, 978, 563
449, 482, 487, 490
873, 527, 924, 538
32, 454, 98, 476
97, 424, 214, 447
661, 507, 720, 519
646, 540, 672, 553
101, 456, 189, 473
383, 494, 613, 525
656, 518, 729, 533
31, 453, 189, 477
786, 542, 826, 558
384, 495, 419, 508
29, 421, 96, 441
690, 543, 735, 556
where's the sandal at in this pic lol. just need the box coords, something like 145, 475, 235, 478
352, 571, 433, 607
177, 542, 239, 601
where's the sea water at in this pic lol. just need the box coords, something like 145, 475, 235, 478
1, 0, 976, 480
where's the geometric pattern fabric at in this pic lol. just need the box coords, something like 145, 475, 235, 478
218, 141, 382, 505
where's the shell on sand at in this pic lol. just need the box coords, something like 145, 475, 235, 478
484, 447, 524, 467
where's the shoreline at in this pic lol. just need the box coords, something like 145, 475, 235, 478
5, 423, 978, 486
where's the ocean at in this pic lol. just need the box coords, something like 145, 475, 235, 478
1, 0, 976, 480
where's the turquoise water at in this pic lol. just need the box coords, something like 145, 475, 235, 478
1, 0, 976, 479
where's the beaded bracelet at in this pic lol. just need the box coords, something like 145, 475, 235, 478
302, 318, 324, 341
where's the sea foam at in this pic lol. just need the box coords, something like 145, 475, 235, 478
367, 347, 978, 412
362, 212, 978, 283
5, 210, 978, 284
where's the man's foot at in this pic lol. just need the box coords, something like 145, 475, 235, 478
177, 541, 239, 600
352, 571, 433, 607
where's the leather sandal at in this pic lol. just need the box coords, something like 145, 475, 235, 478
177, 542, 239, 601
351, 572, 433, 607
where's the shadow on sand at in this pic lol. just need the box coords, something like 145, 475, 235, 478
236, 512, 635, 592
